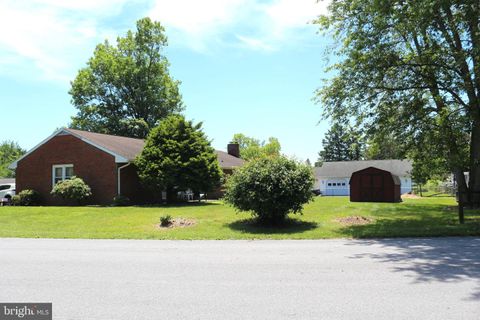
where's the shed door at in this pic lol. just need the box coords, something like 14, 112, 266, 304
360, 174, 384, 202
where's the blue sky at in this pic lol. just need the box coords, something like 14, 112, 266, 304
0, 0, 332, 162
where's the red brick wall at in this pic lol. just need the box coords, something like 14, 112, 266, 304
16, 134, 117, 205
119, 164, 157, 204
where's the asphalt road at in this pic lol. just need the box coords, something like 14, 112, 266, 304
0, 238, 479, 320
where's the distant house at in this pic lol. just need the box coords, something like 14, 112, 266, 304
9, 128, 244, 205
314, 160, 413, 196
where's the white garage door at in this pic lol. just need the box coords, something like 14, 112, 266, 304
325, 180, 349, 196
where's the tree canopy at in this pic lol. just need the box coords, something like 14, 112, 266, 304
231, 133, 281, 161
70, 17, 183, 138
135, 115, 222, 203
363, 132, 405, 161
0, 141, 25, 178
317, 122, 363, 163
315, 0, 479, 203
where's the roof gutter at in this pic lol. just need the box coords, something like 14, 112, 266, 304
117, 163, 131, 196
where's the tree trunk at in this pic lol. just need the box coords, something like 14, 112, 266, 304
455, 169, 468, 224
455, 169, 468, 201
469, 116, 480, 206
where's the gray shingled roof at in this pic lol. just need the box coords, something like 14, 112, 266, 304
66, 128, 145, 161
215, 150, 245, 168
65, 128, 244, 169
314, 160, 412, 178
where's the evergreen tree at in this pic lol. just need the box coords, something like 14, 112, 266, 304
317, 123, 364, 162
135, 115, 222, 203
364, 132, 405, 160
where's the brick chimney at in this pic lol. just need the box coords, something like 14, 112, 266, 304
227, 143, 240, 158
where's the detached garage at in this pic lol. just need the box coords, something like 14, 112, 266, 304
314, 160, 413, 196
350, 167, 401, 203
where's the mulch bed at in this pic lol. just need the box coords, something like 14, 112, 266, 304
401, 193, 422, 199
156, 218, 196, 229
334, 216, 374, 226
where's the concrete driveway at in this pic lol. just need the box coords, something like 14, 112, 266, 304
0, 238, 479, 319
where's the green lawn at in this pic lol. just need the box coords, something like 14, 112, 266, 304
0, 196, 479, 239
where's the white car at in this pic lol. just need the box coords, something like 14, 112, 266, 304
0, 183, 16, 200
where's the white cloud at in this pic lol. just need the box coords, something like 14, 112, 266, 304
265, 0, 329, 30
236, 35, 275, 52
0, 0, 127, 82
0, 0, 331, 81
31, 0, 127, 11
148, 0, 330, 52
148, 0, 251, 51
243, 0, 330, 51
149, 0, 248, 35
264, 0, 329, 41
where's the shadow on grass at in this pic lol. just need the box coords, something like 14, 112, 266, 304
424, 193, 452, 197
336, 203, 480, 238
226, 218, 318, 235
135, 201, 222, 209
345, 237, 480, 300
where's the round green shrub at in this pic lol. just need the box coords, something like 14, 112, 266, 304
224, 156, 315, 225
51, 177, 92, 203
12, 189, 42, 206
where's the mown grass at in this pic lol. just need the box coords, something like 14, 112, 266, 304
0, 196, 479, 239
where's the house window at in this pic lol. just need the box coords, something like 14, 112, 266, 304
327, 183, 332, 186
52, 164, 74, 186
342, 183, 346, 186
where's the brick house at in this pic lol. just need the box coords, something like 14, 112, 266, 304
9, 128, 244, 205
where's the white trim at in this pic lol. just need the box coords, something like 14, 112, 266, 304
117, 163, 131, 195
52, 164, 74, 187
9, 128, 65, 169
8, 128, 129, 169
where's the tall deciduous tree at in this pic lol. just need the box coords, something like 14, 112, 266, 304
0, 141, 25, 178
135, 115, 222, 203
318, 122, 364, 162
231, 134, 281, 160
315, 0, 479, 204
70, 17, 183, 138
